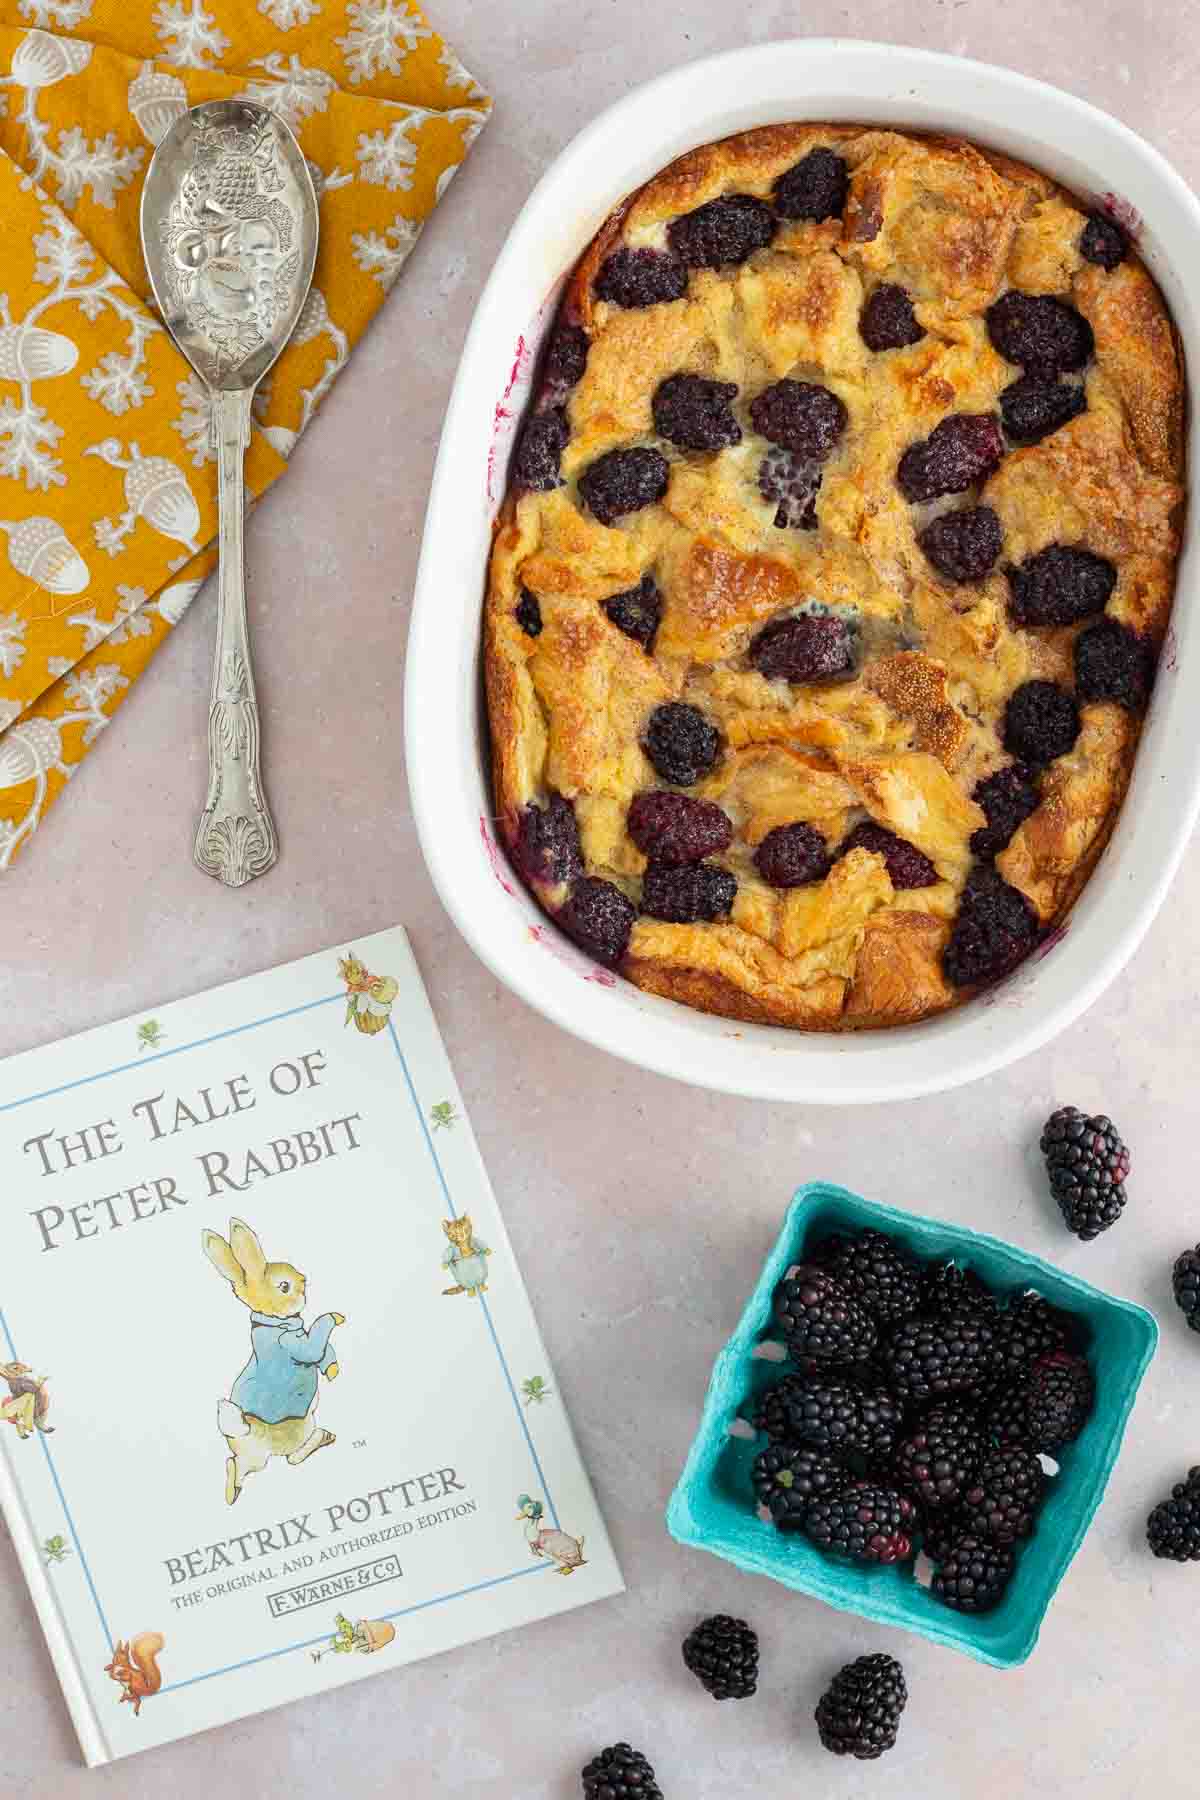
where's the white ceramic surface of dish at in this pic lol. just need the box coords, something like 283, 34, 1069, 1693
406, 40, 1198, 1105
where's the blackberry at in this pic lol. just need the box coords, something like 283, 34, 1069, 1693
1041, 1106, 1130, 1240
959, 1442, 1045, 1542
815, 1653, 907, 1760
682, 1614, 759, 1699
543, 324, 589, 399
1002, 680, 1081, 768
557, 878, 636, 967
918, 505, 1003, 583
804, 1482, 915, 1564
892, 1403, 984, 1509
1074, 617, 1154, 711
1172, 1244, 1200, 1334
773, 147, 849, 222
642, 702, 722, 787
986, 291, 1094, 379
931, 1533, 1015, 1612
750, 379, 847, 459
514, 588, 543, 637
1006, 544, 1116, 628
513, 793, 583, 889
514, 407, 568, 491
993, 1291, 1072, 1383
860, 283, 924, 351
641, 861, 736, 923
1146, 1467, 1200, 1561
1081, 212, 1128, 271
1000, 375, 1086, 445
920, 1508, 965, 1566
594, 247, 689, 309
581, 1744, 664, 1799
838, 822, 938, 890
667, 193, 776, 268
986, 1384, 1030, 1447
943, 862, 1039, 988
751, 1373, 862, 1453
627, 791, 733, 866
652, 373, 742, 451
970, 763, 1040, 859
752, 1441, 844, 1527
579, 446, 669, 525
749, 612, 858, 684
757, 446, 821, 528
814, 1228, 924, 1322
920, 1260, 996, 1320
897, 413, 1005, 502
603, 574, 662, 652
772, 1265, 878, 1364
881, 1309, 999, 1401
1024, 1351, 1093, 1450
753, 821, 830, 888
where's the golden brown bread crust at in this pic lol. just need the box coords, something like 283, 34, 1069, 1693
484, 124, 1185, 1030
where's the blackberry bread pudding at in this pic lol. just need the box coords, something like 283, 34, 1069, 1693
484, 124, 1184, 1029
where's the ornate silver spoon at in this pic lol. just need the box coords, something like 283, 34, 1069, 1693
140, 100, 318, 887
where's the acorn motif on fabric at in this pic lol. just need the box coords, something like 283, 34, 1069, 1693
85, 438, 202, 557
0, 306, 78, 383
127, 61, 188, 147
0, 719, 65, 790
0, 517, 89, 596
9, 29, 92, 91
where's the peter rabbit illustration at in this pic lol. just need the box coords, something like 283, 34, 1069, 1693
202, 1218, 344, 1507
104, 1632, 165, 1717
441, 1215, 491, 1296
0, 1361, 53, 1438
337, 952, 399, 1036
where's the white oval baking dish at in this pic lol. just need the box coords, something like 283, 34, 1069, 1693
406, 39, 1197, 1104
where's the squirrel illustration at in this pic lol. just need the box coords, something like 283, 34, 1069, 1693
104, 1632, 165, 1716
0, 1361, 52, 1438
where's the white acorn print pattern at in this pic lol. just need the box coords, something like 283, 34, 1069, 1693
0, 5, 490, 868
85, 438, 202, 556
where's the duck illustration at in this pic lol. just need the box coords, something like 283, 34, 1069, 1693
516, 1495, 586, 1575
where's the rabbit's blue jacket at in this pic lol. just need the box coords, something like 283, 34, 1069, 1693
232, 1310, 338, 1423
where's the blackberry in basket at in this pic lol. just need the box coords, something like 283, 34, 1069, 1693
1024, 1351, 1093, 1451
892, 1402, 985, 1509
881, 1309, 999, 1401
931, 1533, 1016, 1612
803, 1482, 916, 1564
813, 1228, 923, 1323
771, 1265, 877, 1364
752, 1443, 843, 1529
751, 1373, 900, 1458
959, 1443, 1046, 1543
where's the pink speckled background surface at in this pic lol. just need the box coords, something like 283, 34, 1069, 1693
3, 7, 1200, 1796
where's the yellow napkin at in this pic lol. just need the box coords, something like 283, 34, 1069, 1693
0, 3, 488, 866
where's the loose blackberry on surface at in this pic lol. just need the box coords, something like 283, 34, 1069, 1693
581, 1743, 664, 1800
959, 1442, 1046, 1542
1146, 1468, 1200, 1561
772, 1265, 878, 1364
815, 1653, 907, 1760
804, 1482, 916, 1564
1041, 1106, 1130, 1240
681, 1614, 759, 1699
752, 1441, 844, 1527
1172, 1245, 1200, 1335
931, 1533, 1016, 1612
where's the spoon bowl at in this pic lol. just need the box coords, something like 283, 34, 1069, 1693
140, 100, 318, 887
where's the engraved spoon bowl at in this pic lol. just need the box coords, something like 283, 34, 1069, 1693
140, 100, 318, 888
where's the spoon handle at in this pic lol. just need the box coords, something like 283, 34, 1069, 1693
194, 386, 278, 888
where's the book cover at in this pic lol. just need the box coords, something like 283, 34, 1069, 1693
0, 927, 622, 1764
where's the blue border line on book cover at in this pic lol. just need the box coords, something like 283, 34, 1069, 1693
1, 986, 564, 1703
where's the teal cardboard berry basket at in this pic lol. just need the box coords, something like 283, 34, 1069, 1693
666, 1182, 1158, 1667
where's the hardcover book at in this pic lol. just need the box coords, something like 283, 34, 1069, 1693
0, 927, 622, 1765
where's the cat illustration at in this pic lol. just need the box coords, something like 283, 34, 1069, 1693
441, 1215, 491, 1297
337, 952, 398, 1036
202, 1218, 344, 1506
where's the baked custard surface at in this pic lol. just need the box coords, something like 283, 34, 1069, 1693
484, 124, 1184, 1030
